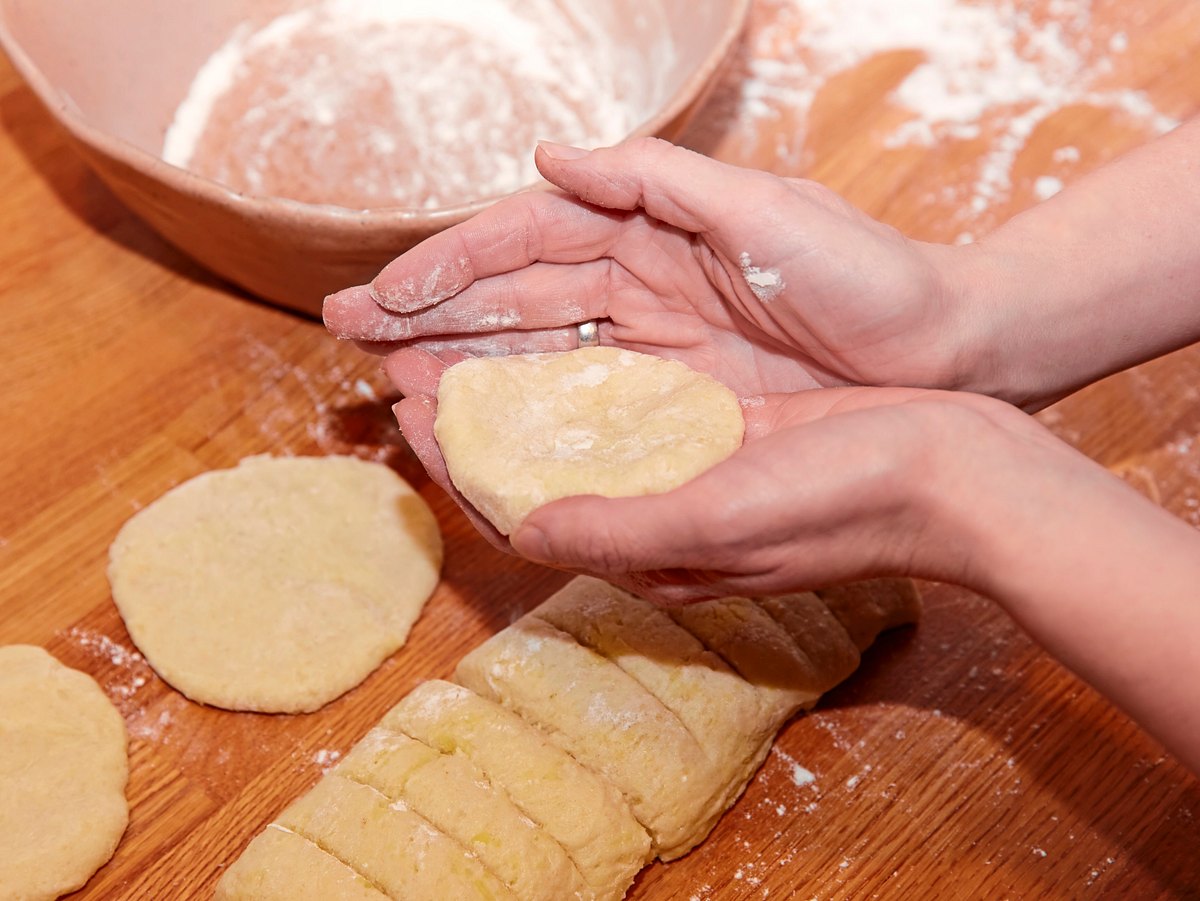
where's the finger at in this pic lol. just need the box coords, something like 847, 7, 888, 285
370, 191, 629, 313
392, 395, 511, 551
330, 261, 616, 343
383, 329, 603, 386
382, 347, 449, 397
353, 339, 404, 356
740, 385, 959, 439
404, 325, 604, 359
324, 284, 385, 341
535, 137, 778, 235
509, 447, 777, 576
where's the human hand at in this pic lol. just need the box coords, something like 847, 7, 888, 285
382, 344, 1062, 596
493, 386, 1083, 604
325, 138, 979, 398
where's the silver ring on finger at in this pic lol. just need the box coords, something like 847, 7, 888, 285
577, 320, 601, 348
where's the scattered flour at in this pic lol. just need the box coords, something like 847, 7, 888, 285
773, 747, 818, 786
689, 0, 1178, 214
61, 626, 153, 702
1034, 175, 1064, 200
313, 748, 342, 771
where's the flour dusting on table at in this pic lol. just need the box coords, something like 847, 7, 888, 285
690, 0, 1179, 211
164, 0, 671, 209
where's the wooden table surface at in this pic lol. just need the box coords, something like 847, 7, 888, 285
3, 1, 1199, 898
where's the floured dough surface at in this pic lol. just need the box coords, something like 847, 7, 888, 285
221, 576, 920, 897
0, 645, 129, 901
107, 455, 442, 713
434, 347, 745, 534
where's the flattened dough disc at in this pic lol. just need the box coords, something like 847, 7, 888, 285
0, 645, 129, 900
108, 455, 442, 713
435, 347, 745, 534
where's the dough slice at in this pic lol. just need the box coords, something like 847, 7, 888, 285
668, 596, 824, 725
434, 347, 744, 534
384, 680, 650, 901
529, 578, 773, 859
337, 727, 588, 901
815, 579, 923, 651
756, 592, 861, 693
454, 615, 711, 858
0, 645, 129, 901
276, 773, 515, 900
107, 455, 443, 713
214, 827, 389, 901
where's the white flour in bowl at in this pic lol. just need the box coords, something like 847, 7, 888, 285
163, 0, 663, 209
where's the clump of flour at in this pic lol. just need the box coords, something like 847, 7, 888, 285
739, 252, 785, 302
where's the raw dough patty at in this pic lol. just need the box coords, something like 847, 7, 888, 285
107, 455, 442, 713
0, 645, 129, 900
434, 347, 745, 534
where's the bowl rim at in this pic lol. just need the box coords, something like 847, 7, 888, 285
0, 0, 752, 230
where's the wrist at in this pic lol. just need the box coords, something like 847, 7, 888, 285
922, 238, 1063, 412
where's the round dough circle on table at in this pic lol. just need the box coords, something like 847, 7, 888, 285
0, 645, 129, 901
107, 455, 443, 713
434, 347, 745, 535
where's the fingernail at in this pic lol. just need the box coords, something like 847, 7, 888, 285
536, 140, 591, 161
511, 523, 552, 562
321, 286, 357, 323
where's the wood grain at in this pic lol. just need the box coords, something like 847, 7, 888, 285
1, 2, 1198, 898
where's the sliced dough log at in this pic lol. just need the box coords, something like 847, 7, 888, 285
815, 579, 923, 651
529, 578, 776, 859
756, 592, 861, 693
220, 577, 920, 899
337, 726, 589, 901
454, 614, 712, 859
383, 680, 650, 900
276, 773, 516, 900
214, 827, 389, 901
668, 596, 825, 725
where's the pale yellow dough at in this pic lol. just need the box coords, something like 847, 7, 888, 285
434, 347, 745, 534
215, 827, 388, 901
220, 577, 921, 898
0, 645, 129, 901
107, 455, 442, 713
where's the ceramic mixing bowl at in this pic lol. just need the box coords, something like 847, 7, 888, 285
0, 0, 751, 315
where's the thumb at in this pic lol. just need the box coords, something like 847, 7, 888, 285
509, 445, 782, 576
534, 137, 775, 235
510, 491, 712, 575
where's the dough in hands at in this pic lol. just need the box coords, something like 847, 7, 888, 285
107, 455, 442, 713
0, 645, 129, 901
434, 347, 745, 534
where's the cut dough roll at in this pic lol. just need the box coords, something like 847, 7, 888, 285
108, 455, 443, 713
0, 645, 129, 901
384, 681, 650, 900
755, 592, 862, 693
668, 596, 828, 725
275, 773, 516, 900
527, 578, 777, 860
215, 827, 388, 901
434, 347, 745, 534
816, 579, 923, 651
220, 577, 919, 899
454, 614, 712, 858
336, 726, 589, 901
